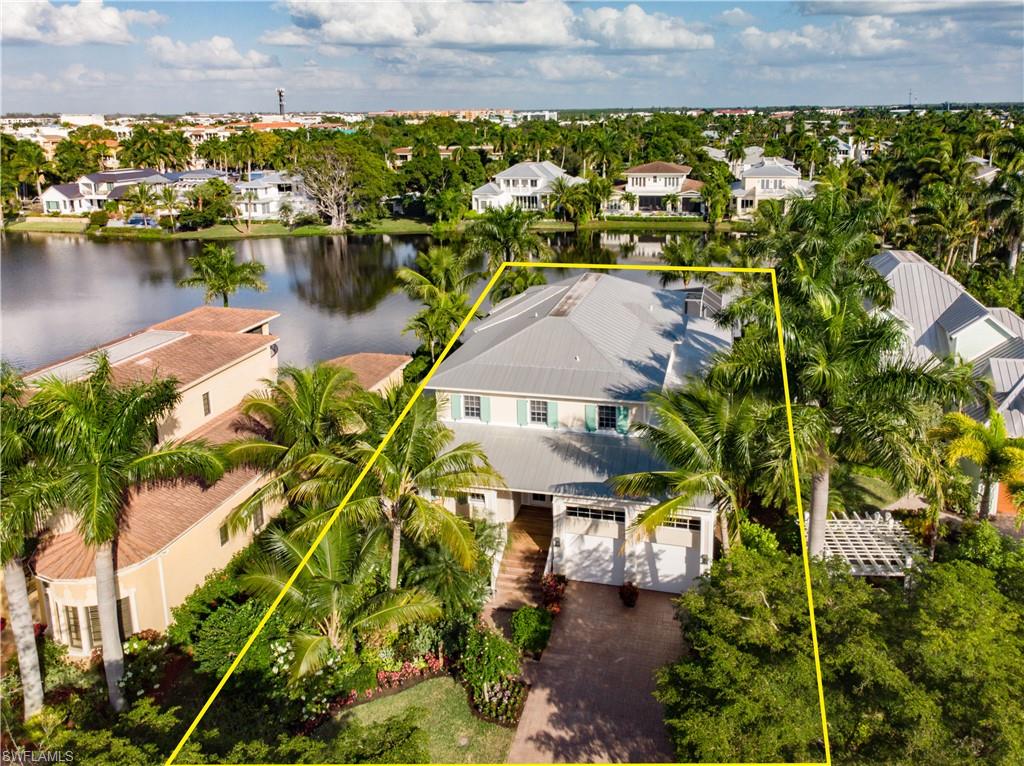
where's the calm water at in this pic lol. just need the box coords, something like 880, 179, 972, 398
0, 231, 681, 371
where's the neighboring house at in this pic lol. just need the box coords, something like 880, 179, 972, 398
389, 145, 499, 168
470, 161, 586, 213
968, 155, 1000, 185
731, 157, 815, 219
327, 352, 412, 393
26, 306, 282, 655
870, 249, 1023, 515
164, 168, 230, 194
829, 136, 855, 164
426, 272, 732, 593
234, 170, 313, 221
609, 161, 704, 215
41, 168, 169, 214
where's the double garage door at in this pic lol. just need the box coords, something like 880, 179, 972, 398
560, 507, 701, 593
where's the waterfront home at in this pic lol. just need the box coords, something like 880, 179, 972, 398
870, 249, 1023, 515
26, 307, 281, 655
470, 161, 586, 213
426, 272, 729, 593
41, 168, 169, 214
730, 157, 815, 219
233, 170, 314, 221
608, 161, 705, 215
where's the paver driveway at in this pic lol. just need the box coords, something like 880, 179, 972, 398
508, 581, 682, 763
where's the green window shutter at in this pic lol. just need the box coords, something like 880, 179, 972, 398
480, 396, 491, 423
616, 406, 630, 434
547, 401, 559, 429
450, 393, 463, 420
584, 404, 598, 432
516, 399, 528, 426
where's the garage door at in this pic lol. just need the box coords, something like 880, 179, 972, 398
562, 533, 626, 586
633, 541, 700, 593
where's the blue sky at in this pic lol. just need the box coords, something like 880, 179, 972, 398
2, 1, 1021, 113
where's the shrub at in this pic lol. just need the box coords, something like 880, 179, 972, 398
158, 215, 173, 230
120, 631, 171, 701
540, 573, 567, 613
88, 210, 108, 227
168, 566, 243, 648
290, 212, 322, 229
460, 626, 520, 703
191, 601, 285, 688
619, 581, 639, 607
740, 520, 780, 555
471, 677, 528, 725
509, 606, 553, 654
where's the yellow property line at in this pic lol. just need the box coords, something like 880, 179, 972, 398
167, 262, 830, 766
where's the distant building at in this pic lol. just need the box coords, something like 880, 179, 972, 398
234, 170, 314, 221
59, 113, 105, 128
730, 157, 815, 219
608, 161, 704, 216
471, 161, 585, 213
41, 168, 169, 214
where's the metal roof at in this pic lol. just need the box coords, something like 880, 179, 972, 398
26, 330, 186, 383
742, 158, 801, 178
494, 161, 569, 181
428, 273, 728, 401
823, 512, 922, 578
936, 292, 989, 334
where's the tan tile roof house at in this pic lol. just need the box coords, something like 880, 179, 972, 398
326, 352, 412, 392
26, 307, 282, 655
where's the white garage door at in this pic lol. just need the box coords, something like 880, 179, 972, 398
633, 541, 700, 593
562, 533, 626, 586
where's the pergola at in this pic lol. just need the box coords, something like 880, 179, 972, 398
823, 511, 923, 578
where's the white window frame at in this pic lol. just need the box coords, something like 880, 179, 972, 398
463, 394, 482, 420
566, 506, 626, 524
529, 399, 548, 425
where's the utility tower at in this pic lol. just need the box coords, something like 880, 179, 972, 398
277, 88, 285, 117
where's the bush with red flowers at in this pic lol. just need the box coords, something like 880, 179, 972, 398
540, 573, 567, 614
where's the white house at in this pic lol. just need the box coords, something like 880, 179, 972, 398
471, 161, 586, 213
41, 168, 169, 214
233, 170, 314, 221
730, 157, 815, 219
609, 161, 704, 215
969, 156, 1000, 185
426, 273, 732, 593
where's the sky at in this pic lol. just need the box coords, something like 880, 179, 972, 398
1, 1, 1021, 114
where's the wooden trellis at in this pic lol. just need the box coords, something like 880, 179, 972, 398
822, 511, 922, 578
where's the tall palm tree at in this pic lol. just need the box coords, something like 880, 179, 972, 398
930, 409, 1024, 519
293, 387, 505, 590
158, 186, 179, 232
466, 205, 548, 271
396, 247, 476, 362
223, 363, 359, 532
612, 382, 760, 556
240, 518, 440, 678
914, 182, 976, 274
122, 183, 157, 220
10, 142, 49, 200
30, 356, 224, 710
491, 265, 547, 302
177, 243, 268, 307
987, 171, 1024, 272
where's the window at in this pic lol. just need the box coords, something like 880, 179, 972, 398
202, 392, 211, 416
219, 524, 229, 546
741, 199, 754, 209
597, 405, 618, 431
662, 516, 701, 530
63, 605, 82, 649
529, 400, 548, 424
566, 506, 626, 523
85, 598, 133, 649
532, 493, 548, 502
468, 492, 486, 507
463, 395, 482, 419
253, 501, 265, 531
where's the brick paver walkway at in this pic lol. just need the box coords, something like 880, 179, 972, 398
508, 581, 682, 763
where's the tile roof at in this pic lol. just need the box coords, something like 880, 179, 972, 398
110, 331, 277, 388
151, 306, 279, 334
32, 407, 261, 581
326, 352, 412, 391
625, 161, 692, 175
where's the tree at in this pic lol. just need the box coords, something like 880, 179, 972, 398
122, 183, 158, 220
395, 248, 476, 361
987, 170, 1024, 272
159, 186, 179, 231
295, 386, 505, 590
914, 182, 977, 274
30, 356, 224, 710
295, 140, 391, 229
177, 243, 268, 307
490, 266, 547, 302
612, 381, 760, 556
467, 205, 548, 271
9, 141, 48, 200
241, 518, 441, 678
930, 409, 1024, 518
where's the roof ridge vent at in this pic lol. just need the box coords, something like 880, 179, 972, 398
550, 272, 602, 317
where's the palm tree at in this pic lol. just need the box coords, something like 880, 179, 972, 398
122, 183, 157, 220
240, 518, 440, 678
158, 186, 179, 232
545, 177, 577, 221
10, 142, 49, 200
914, 183, 976, 274
930, 409, 1024, 519
177, 243, 268, 307
987, 171, 1024, 272
466, 206, 548, 271
612, 381, 760, 556
222, 363, 359, 532
491, 266, 547, 302
294, 387, 505, 590
30, 356, 224, 710
396, 247, 477, 303
662, 192, 680, 215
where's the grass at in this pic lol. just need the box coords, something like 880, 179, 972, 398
318, 677, 514, 764
834, 468, 902, 514
6, 219, 89, 233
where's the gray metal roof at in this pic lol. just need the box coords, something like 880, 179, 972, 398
25, 330, 186, 383
494, 161, 568, 181
47, 183, 83, 199
989, 307, 1024, 338
428, 273, 727, 401
449, 420, 713, 506
742, 158, 800, 178
936, 292, 989, 334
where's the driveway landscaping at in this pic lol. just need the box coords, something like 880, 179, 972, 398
509, 581, 682, 763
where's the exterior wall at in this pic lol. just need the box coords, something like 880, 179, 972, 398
951, 318, 1014, 362
436, 389, 648, 432
157, 345, 277, 442
369, 365, 409, 394
624, 173, 688, 195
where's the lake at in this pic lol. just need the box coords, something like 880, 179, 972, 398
0, 231, 685, 371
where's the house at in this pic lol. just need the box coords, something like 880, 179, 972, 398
234, 170, 313, 221
870, 250, 1023, 515
41, 168, 169, 214
470, 161, 586, 213
426, 272, 732, 593
731, 157, 815, 219
609, 161, 704, 215
829, 136, 855, 164
327, 352, 412, 393
968, 155, 1000, 185
164, 168, 230, 195
26, 307, 282, 655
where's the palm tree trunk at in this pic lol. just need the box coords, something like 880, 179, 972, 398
718, 510, 731, 557
809, 467, 830, 558
222, 292, 230, 307
970, 234, 979, 264
3, 558, 44, 719
979, 478, 993, 519
1009, 237, 1020, 273
389, 520, 402, 591
94, 541, 126, 711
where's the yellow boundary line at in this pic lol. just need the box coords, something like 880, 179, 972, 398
166, 262, 831, 766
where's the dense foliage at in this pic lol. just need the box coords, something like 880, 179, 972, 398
509, 606, 553, 654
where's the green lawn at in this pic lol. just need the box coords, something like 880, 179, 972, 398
6, 219, 88, 233
318, 676, 514, 764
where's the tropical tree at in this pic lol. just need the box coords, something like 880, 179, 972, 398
915, 183, 978, 274
930, 409, 1024, 519
490, 265, 547, 302
9, 141, 49, 200
122, 183, 157, 220
240, 518, 441, 678
987, 170, 1024, 272
293, 387, 505, 590
395, 247, 476, 361
29, 356, 224, 710
159, 186, 179, 231
612, 381, 760, 556
467, 205, 548, 270
177, 243, 268, 307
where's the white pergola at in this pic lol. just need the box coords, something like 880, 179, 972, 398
822, 511, 922, 578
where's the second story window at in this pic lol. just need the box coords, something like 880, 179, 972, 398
529, 400, 548, 425
463, 395, 482, 419
202, 392, 211, 416
597, 405, 618, 430
219, 524, 229, 546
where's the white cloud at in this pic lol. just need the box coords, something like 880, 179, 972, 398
801, 1, 1019, 16
4, 62, 126, 93
718, 7, 755, 27
739, 15, 910, 60
1, 0, 165, 46
577, 4, 714, 51
147, 36, 277, 69
532, 55, 619, 82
